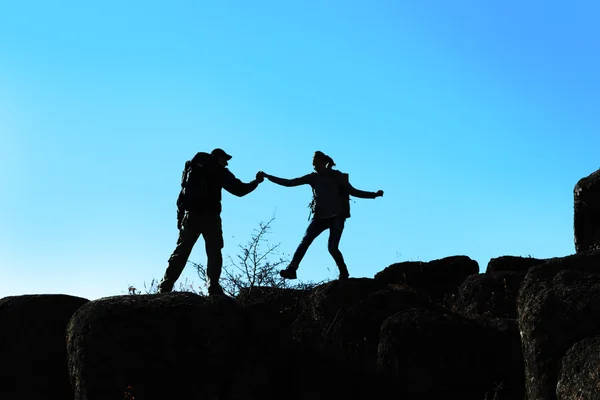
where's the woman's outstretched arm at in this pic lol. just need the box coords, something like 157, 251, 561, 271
339, 173, 383, 198
264, 173, 313, 187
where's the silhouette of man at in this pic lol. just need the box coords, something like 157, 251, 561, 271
158, 148, 264, 295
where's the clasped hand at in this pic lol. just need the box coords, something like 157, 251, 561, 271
256, 171, 267, 183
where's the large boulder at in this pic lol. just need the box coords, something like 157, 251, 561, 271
377, 308, 524, 399
67, 292, 242, 400
330, 288, 438, 373
374, 255, 479, 302
230, 287, 312, 400
574, 168, 600, 252
451, 271, 525, 319
292, 278, 390, 343
517, 250, 600, 400
236, 286, 310, 346
286, 279, 397, 399
557, 335, 600, 399
486, 255, 547, 273
0, 294, 89, 400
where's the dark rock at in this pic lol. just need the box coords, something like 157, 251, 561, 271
377, 308, 524, 399
236, 286, 310, 344
0, 294, 89, 400
486, 255, 547, 273
330, 288, 438, 373
67, 292, 241, 400
234, 283, 392, 400
230, 287, 311, 400
574, 168, 600, 253
307, 278, 390, 324
517, 250, 600, 400
374, 255, 479, 302
292, 278, 389, 343
451, 271, 526, 319
477, 317, 526, 399
557, 335, 600, 399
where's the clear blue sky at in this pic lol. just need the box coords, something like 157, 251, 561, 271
1, 1, 599, 300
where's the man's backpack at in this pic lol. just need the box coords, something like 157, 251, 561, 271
176, 152, 216, 226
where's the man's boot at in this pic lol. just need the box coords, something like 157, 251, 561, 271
157, 278, 173, 293
208, 283, 225, 296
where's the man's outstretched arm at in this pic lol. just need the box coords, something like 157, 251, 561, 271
222, 169, 262, 197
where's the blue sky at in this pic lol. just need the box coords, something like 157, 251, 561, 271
1, 1, 599, 300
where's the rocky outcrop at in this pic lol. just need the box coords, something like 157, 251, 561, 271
330, 287, 439, 374
557, 335, 600, 399
374, 255, 479, 302
574, 168, 600, 252
67, 292, 242, 400
377, 308, 524, 399
451, 271, 525, 318
0, 294, 89, 400
517, 250, 600, 400
486, 255, 547, 273
11, 168, 600, 399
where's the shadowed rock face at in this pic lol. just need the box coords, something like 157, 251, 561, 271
574, 168, 600, 253
557, 335, 600, 400
376, 308, 524, 400
66, 283, 394, 400
374, 255, 479, 303
451, 271, 526, 319
67, 292, 242, 400
0, 294, 89, 400
486, 255, 547, 273
330, 288, 440, 374
230, 287, 315, 400
517, 250, 600, 400
291, 278, 393, 358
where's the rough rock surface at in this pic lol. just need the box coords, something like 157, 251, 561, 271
517, 250, 600, 400
377, 308, 524, 399
374, 255, 479, 302
330, 288, 439, 373
486, 255, 547, 273
557, 335, 600, 400
451, 271, 526, 318
0, 294, 89, 400
67, 292, 241, 400
574, 168, 600, 252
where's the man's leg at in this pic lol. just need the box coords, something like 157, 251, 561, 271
202, 213, 225, 295
282, 218, 328, 278
327, 216, 349, 279
158, 212, 202, 293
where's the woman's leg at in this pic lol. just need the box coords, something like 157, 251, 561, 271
327, 216, 349, 279
286, 218, 329, 271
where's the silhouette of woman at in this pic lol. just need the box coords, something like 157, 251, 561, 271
261, 151, 383, 280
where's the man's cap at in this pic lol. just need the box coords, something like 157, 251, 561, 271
211, 148, 232, 160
